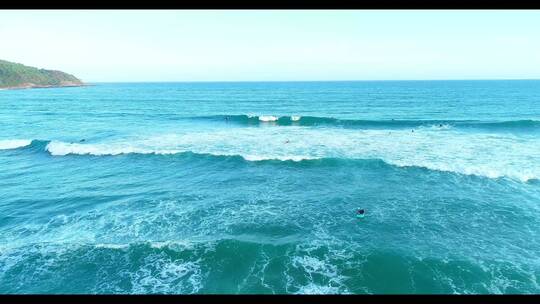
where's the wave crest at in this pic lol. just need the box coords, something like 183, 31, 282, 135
258, 115, 279, 122
0, 139, 32, 150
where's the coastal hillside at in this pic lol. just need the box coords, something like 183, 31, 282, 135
0, 59, 84, 89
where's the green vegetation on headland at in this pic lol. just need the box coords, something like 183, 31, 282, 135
0, 59, 84, 89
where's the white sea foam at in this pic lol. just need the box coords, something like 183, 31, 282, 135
129, 253, 203, 294
149, 240, 195, 251
94, 243, 130, 250
0, 139, 32, 150
290, 254, 349, 294
295, 283, 342, 294
259, 115, 279, 122
291, 115, 301, 121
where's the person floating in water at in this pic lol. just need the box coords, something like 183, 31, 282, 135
285, 140, 290, 144
356, 208, 365, 219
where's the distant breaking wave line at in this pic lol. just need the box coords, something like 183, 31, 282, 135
193, 115, 540, 130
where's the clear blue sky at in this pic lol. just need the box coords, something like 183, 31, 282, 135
1, 10, 539, 82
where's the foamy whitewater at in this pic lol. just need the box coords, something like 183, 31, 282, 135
1, 81, 539, 294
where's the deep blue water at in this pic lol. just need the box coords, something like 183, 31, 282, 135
1, 81, 539, 294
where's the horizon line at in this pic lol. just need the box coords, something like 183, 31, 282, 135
84, 78, 540, 83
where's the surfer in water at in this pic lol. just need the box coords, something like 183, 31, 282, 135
356, 208, 365, 219
285, 139, 290, 144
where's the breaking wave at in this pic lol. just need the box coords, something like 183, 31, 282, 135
2, 137, 538, 183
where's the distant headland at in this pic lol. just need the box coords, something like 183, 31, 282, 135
0, 59, 84, 90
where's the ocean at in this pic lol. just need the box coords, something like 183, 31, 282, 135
0, 80, 539, 294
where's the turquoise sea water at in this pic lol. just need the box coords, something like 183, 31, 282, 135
1, 81, 539, 294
